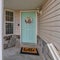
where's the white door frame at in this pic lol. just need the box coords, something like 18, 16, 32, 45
20, 10, 37, 45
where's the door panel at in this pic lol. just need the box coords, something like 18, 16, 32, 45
21, 12, 37, 44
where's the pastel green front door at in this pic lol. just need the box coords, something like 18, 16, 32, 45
21, 11, 37, 44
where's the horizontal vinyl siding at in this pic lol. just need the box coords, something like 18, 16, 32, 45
38, 0, 60, 55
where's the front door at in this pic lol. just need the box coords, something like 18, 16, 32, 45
21, 11, 37, 44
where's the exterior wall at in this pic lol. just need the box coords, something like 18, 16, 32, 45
14, 10, 20, 35
38, 0, 60, 55
3, 9, 20, 36
3, 9, 20, 43
38, 37, 54, 60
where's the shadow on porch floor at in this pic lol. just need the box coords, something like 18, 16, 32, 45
3, 37, 45, 60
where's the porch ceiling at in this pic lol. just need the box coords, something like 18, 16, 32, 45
4, 0, 47, 10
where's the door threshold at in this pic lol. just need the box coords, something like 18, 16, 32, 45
20, 42, 37, 48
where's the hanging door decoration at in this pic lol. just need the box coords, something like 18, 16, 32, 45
25, 16, 32, 24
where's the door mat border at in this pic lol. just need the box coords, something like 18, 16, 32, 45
20, 47, 39, 55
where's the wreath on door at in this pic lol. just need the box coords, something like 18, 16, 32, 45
25, 16, 32, 24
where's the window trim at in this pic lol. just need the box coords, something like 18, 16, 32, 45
4, 9, 14, 35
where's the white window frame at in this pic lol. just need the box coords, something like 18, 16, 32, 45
4, 9, 14, 36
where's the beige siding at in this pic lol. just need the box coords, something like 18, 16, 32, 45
38, 0, 60, 55
14, 10, 20, 35
3, 10, 20, 36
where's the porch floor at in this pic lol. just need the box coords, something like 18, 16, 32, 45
3, 38, 43, 60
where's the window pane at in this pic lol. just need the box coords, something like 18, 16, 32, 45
6, 11, 13, 21
6, 23, 13, 34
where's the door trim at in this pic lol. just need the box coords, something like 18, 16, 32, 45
20, 10, 37, 45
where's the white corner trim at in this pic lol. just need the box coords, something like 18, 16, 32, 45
47, 43, 60, 60
0, 0, 3, 60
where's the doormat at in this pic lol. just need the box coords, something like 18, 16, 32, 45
20, 47, 39, 55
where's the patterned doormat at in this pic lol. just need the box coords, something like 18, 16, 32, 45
20, 47, 39, 55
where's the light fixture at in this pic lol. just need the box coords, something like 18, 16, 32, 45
37, 8, 42, 16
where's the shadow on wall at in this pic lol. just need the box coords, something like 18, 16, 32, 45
37, 36, 54, 60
